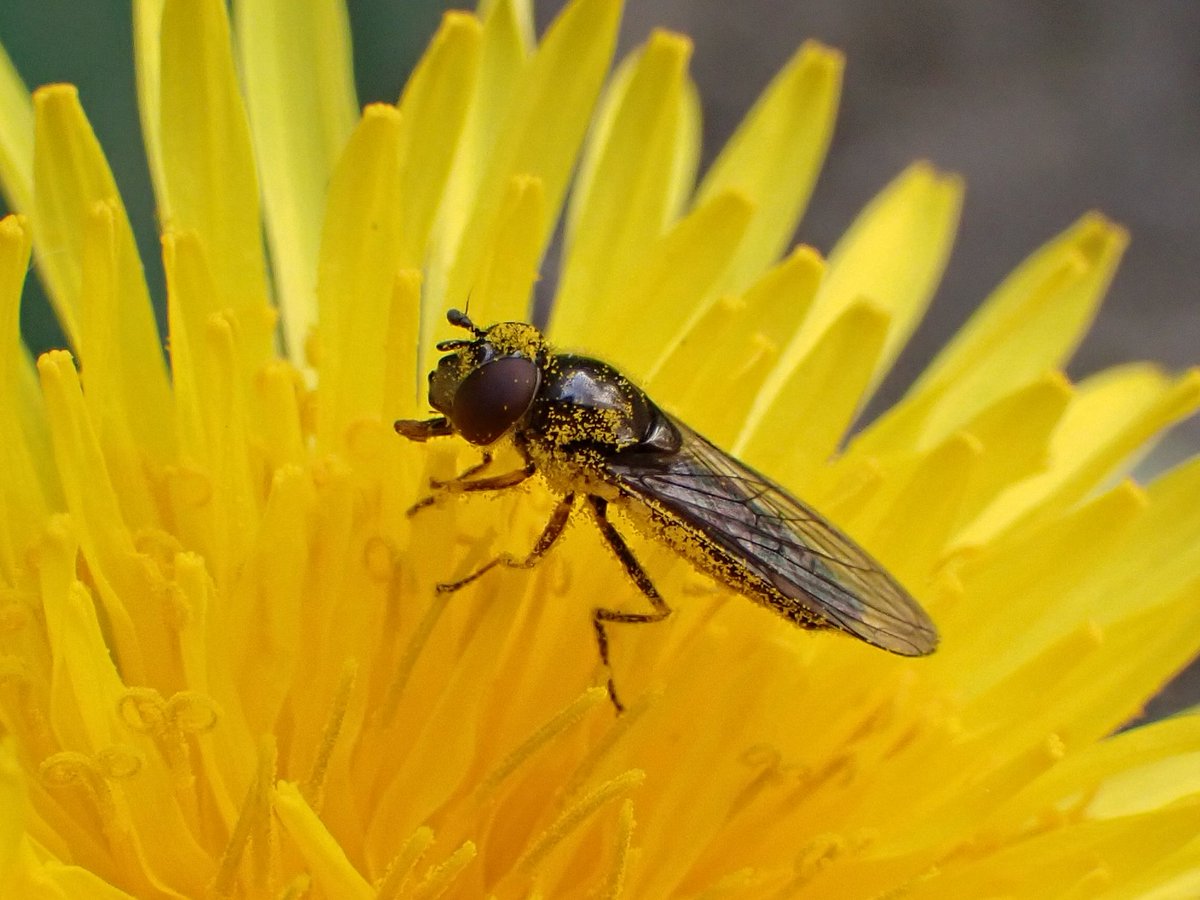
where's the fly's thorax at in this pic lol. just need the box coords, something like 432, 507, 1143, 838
531, 399, 630, 448
529, 354, 681, 454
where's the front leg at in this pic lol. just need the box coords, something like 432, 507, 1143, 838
396, 418, 535, 513
394, 416, 455, 442
406, 459, 534, 516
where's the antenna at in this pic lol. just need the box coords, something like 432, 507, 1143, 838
446, 308, 484, 337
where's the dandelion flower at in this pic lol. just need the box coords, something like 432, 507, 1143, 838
1, 1, 1199, 897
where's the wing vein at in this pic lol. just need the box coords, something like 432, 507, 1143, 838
603, 416, 938, 656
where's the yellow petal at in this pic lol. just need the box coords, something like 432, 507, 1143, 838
586, 190, 754, 379
959, 600, 1200, 808
1136, 455, 1200, 602
76, 204, 161, 528
948, 372, 1073, 528
31, 87, 171, 464
941, 481, 1146, 690
31, 862, 140, 899
314, 104, 405, 449
866, 430, 981, 588
362, 577, 548, 863
162, 232, 262, 577
963, 365, 1200, 544
0, 216, 51, 577
468, 174, 545, 327
954, 483, 1200, 743
0, 218, 31, 390
394, 12, 483, 272
695, 40, 843, 295
554, 30, 695, 343
859, 212, 1127, 455
162, 232, 212, 457
171, 550, 250, 815
255, 360, 307, 472
440, 0, 622, 325
159, 0, 274, 363
1051, 364, 1200, 479
738, 298, 889, 486
210, 738, 278, 897
473, 0, 535, 152
428, 0, 532, 285
918, 212, 1124, 432
1080, 759, 1200, 850
0, 40, 34, 215
652, 244, 822, 402
42, 565, 126, 751
0, 739, 25, 884
904, 798, 1200, 899
274, 781, 372, 900
817, 163, 962, 372
564, 29, 695, 247
1139, 868, 1200, 900
989, 712, 1200, 828
222, 465, 313, 735
744, 163, 963, 438
835, 372, 1073, 548
687, 340, 779, 450
381, 269, 424, 423
36, 356, 145, 684
132, 0, 167, 205
235, 0, 358, 366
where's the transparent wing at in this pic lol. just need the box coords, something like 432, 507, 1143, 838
604, 418, 938, 656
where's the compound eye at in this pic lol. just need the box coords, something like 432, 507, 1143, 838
451, 356, 541, 445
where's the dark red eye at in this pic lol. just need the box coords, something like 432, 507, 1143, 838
451, 356, 540, 445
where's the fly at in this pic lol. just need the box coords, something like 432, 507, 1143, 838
395, 309, 938, 711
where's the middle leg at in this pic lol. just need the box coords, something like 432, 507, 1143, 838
586, 495, 673, 712
434, 492, 576, 593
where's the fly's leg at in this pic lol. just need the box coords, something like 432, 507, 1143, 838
430, 450, 494, 488
435, 493, 575, 593
394, 417, 517, 511
586, 495, 672, 713
394, 417, 537, 512
394, 416, 454, 441
406, 454, 535, 516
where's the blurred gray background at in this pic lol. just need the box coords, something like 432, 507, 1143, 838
593, 3, 1200, 477
1, 2, 1196, 719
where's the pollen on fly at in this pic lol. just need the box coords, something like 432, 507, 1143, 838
395, 309, 938, 712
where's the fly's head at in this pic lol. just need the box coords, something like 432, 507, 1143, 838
427, 309, 547, 446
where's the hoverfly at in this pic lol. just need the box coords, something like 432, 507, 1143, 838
395, 309, 938, 710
